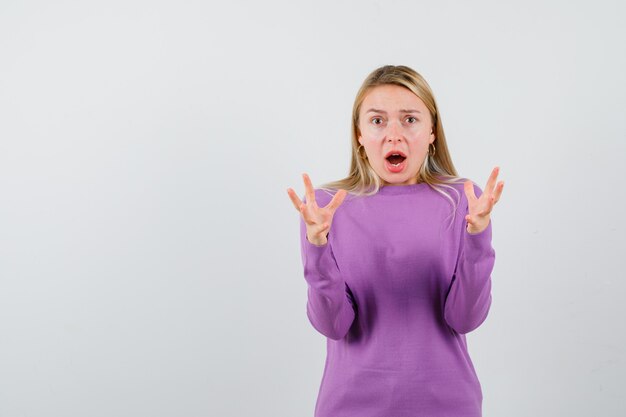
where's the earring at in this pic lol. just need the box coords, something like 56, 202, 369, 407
357, 144, 368, 159
428, 142, 436, 157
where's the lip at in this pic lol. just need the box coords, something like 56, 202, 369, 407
384, 150, 407, 159
385, 157, 407, 173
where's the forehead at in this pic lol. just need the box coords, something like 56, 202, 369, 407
361, 84, 427, 113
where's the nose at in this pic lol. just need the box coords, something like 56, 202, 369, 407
385, 120, 404, 142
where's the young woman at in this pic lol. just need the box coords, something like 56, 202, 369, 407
286, 65, 504, 417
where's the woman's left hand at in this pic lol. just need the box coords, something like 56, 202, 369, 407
464, 166, 504, 234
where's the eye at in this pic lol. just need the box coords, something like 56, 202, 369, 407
371, 117, 383, 125
406, 116, 417, 123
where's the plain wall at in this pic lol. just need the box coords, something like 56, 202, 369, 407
1, 0, 624, 416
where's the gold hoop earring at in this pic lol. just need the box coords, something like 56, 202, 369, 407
428, 143, 436, 157
357, 144, 368, 160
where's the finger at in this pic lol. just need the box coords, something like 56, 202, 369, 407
486, 181, 504, 208
299, 202, 314, 225
485, 196, 496, 213
493, 181, 504, 204
286, 188, 304, 212
302, 173, 316, 206
326, 189, 347, 212
464, 180, 476, 202
485, 166, 499, 195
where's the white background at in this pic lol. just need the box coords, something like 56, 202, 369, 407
1, 0, 624, 416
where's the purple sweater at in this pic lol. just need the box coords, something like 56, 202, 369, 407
299, 181, 495, 417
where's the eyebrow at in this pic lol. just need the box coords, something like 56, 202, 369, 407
365, 108, 421, 114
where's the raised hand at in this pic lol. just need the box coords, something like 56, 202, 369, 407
287, 173, 347, 246
464, 166, 504, 234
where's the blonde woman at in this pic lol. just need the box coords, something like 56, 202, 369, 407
287, 65, 504, 417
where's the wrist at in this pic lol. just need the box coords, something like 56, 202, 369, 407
467, 218, 490, 234
306, 233, 329, 246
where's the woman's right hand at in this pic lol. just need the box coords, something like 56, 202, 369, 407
286, 173, 347, 246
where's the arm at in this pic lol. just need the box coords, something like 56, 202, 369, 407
300, 215, 356, 340
444, 184, 496, 334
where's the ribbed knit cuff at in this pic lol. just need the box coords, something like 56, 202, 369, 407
464, 219, 494, 261
302, 236, 344, 289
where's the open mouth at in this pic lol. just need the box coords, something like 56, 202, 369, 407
386, 154, 407, 166
384, 153, 407, 173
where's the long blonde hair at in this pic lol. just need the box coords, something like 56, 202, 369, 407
318, 65, 469, 225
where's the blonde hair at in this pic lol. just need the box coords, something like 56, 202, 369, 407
318, 64, 470, 227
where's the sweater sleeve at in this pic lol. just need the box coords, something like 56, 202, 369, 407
443, 183, 496, 334
299, 207, 356, 341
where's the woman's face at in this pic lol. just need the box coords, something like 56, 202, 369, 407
357, 84, 435, 186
